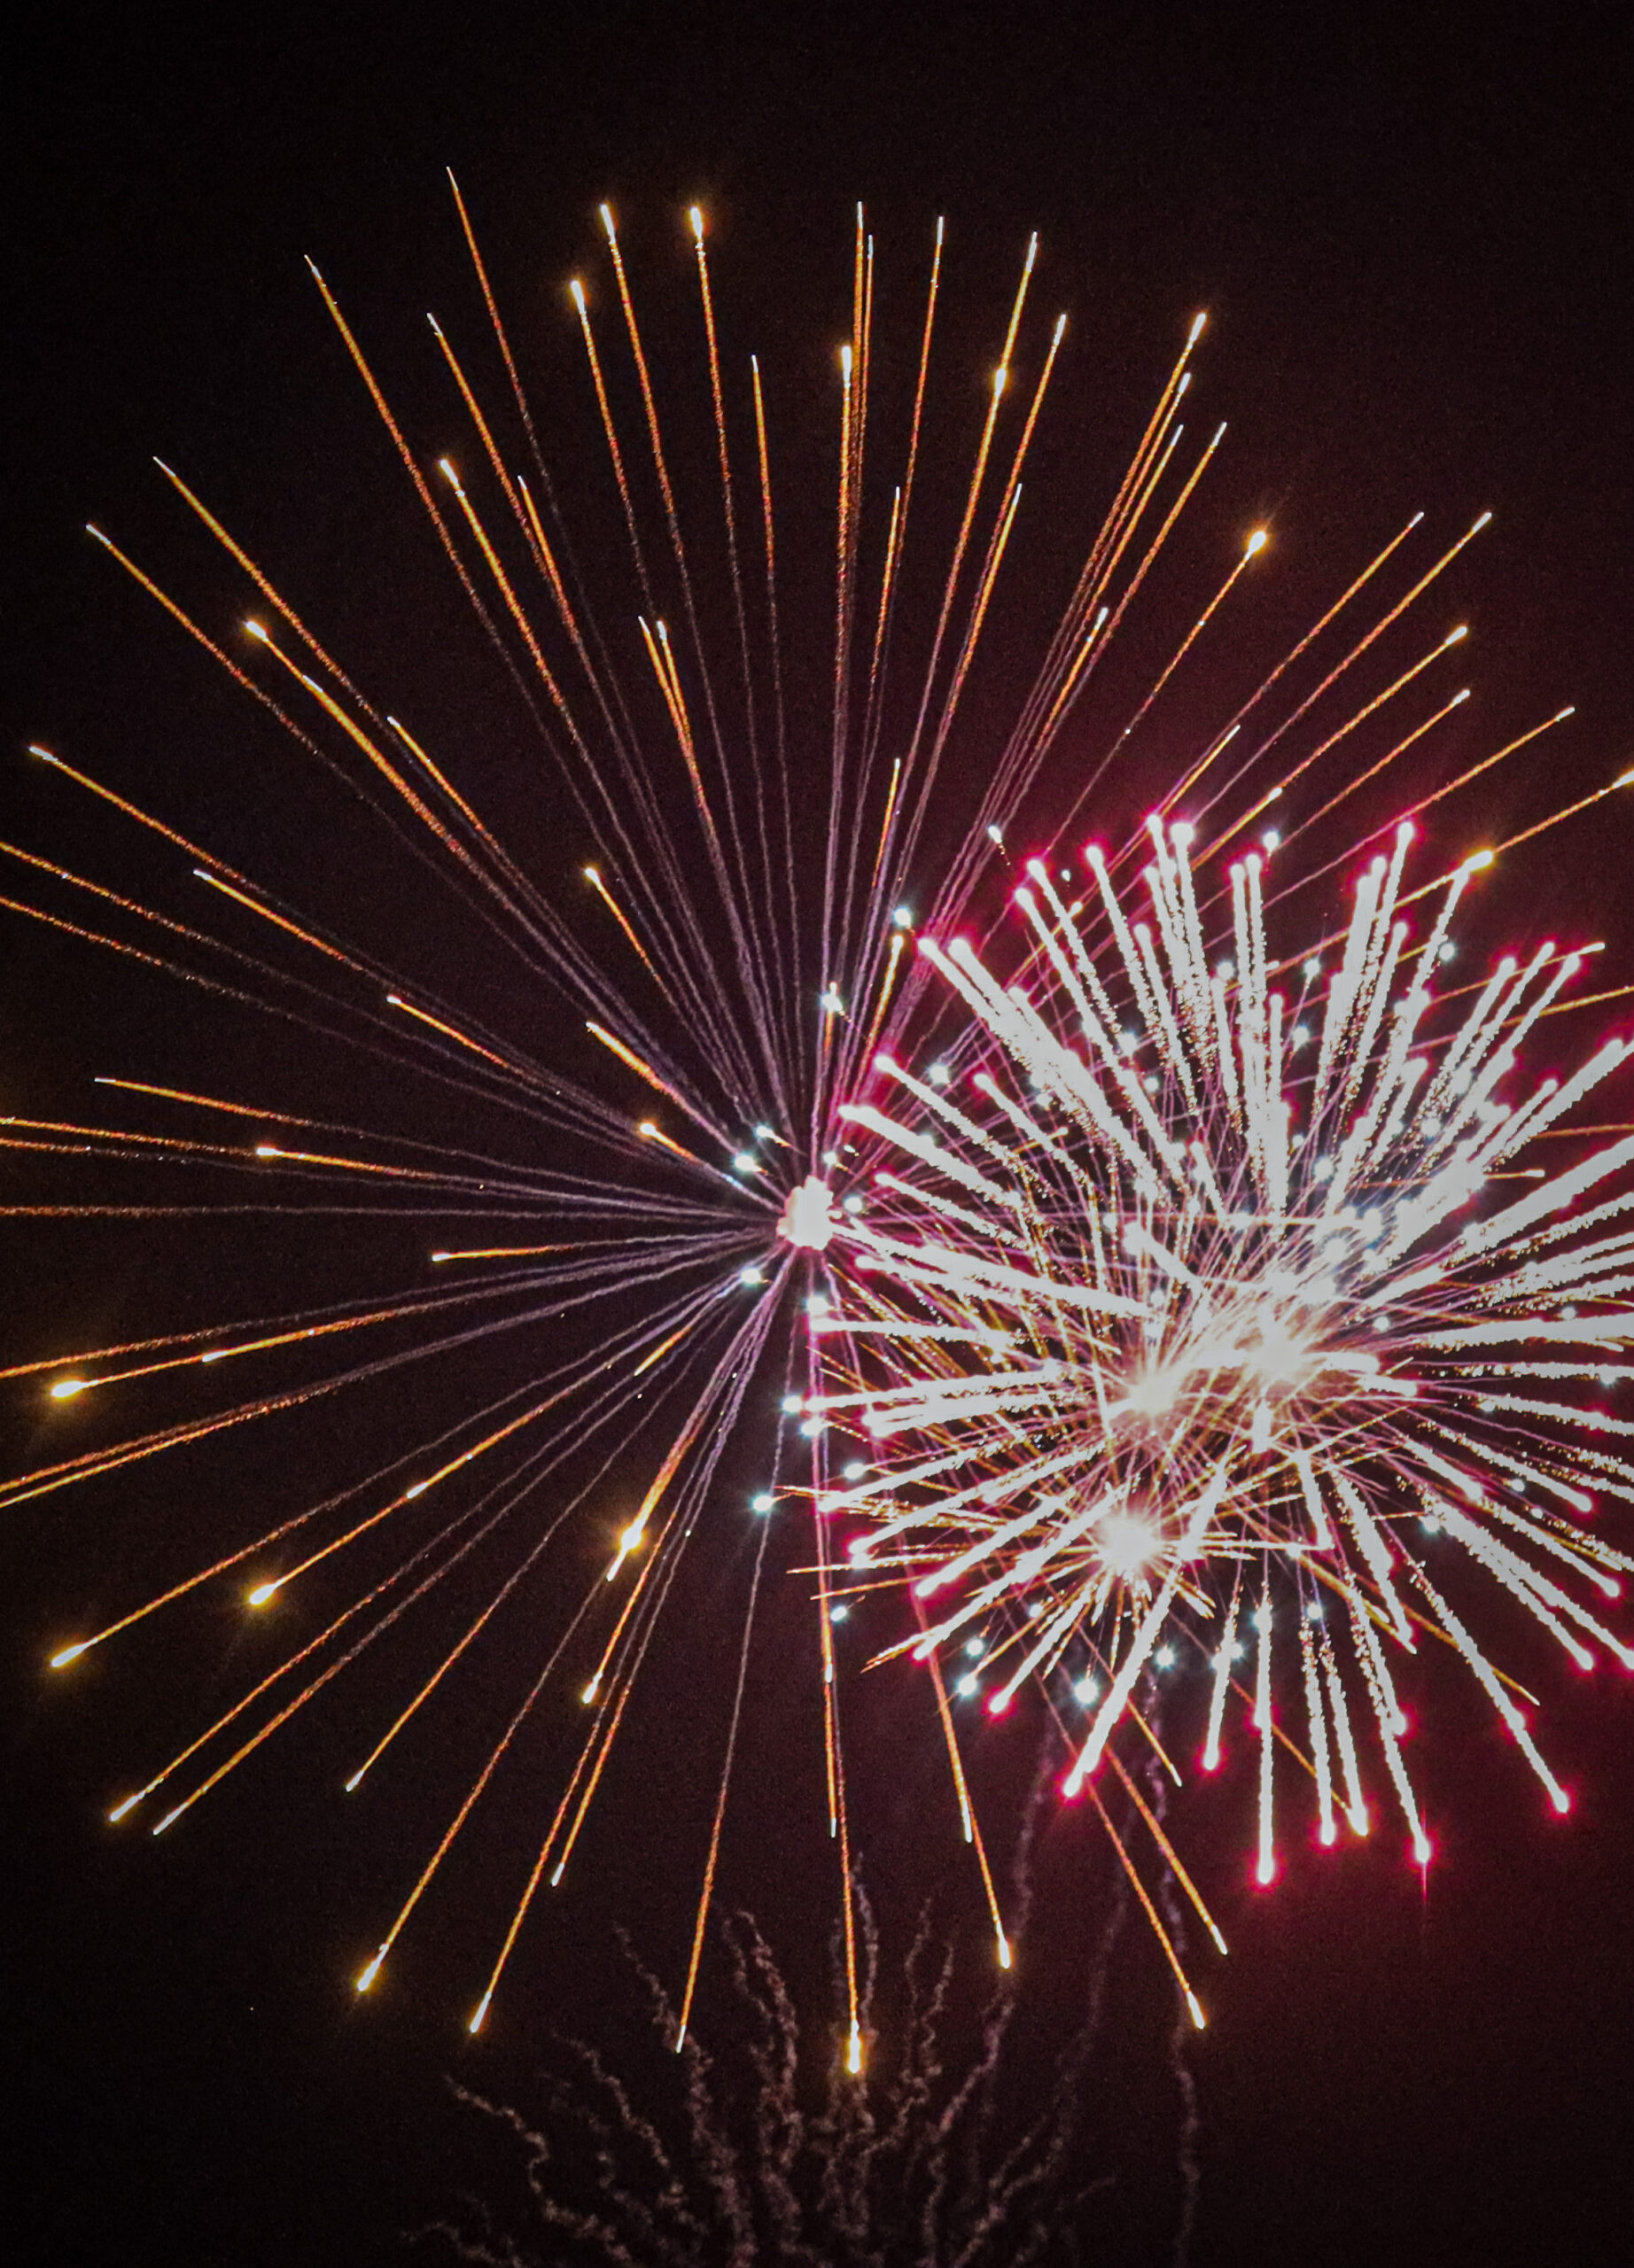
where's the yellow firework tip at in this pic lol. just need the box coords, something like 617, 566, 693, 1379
1615, 767, 1634, 790
50, 1642, 88, 1670
246, 1581, 280, 1608
689, 205, 704, 241
50, 1378, 89, 1401
846, 2022, 864, 2075
599, 202, 617, 240
469, 1992, 493, 2035
107, 1794, 141, 1823
1188, 311, 1208, 343
607, 1516, 641, 1577
569, 276, 587, 311
1245, 528, 1268, 555
1187, 1991, 1208, 2031
1466, 849, 1496, 872
997, 1935, 1013, 1971
355, 1953, 385, 1994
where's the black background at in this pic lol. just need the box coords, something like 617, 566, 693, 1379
6, 5, 1634, 2264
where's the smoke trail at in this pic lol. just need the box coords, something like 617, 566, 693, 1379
419, 1880, 1147, 2266
1146, 1701, 1202, 2266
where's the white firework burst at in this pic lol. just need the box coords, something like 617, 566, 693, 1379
813, 810, 1634, 1884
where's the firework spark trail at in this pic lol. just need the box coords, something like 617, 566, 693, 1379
673, 1337, 798, 2049
10, 750, 737, 1163
5, 1225, 750, 1526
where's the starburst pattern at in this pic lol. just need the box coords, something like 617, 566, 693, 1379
4, 192, 1240, 2042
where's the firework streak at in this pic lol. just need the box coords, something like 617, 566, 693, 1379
5, 190, 1631, 2043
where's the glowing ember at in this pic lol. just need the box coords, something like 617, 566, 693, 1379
780, 1176, 838, 1253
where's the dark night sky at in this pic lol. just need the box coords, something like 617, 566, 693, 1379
5, 6, 1634, 2264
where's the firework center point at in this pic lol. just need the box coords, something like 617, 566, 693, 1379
779, 1176, 836, 1253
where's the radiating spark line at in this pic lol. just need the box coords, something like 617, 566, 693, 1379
676, 1504, 774, 2045
1080, 1773, 1207, 2030
383, 993, 517, 1070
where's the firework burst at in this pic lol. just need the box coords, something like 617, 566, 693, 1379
5, 184, 1630, 2040
2, 190, 1226, 2046
813, 803, 1634, 1900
